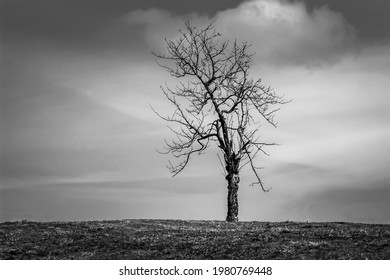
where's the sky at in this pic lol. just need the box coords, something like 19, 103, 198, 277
1, 0, 389, 223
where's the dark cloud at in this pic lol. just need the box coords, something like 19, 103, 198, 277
1, 60, 144, 147
0, 0, 243, 50
283, 179, 390, 224
0, 185, 131, 222
297, 0, 390, 43
0, 176, 225, 222
215, 0, 357, 67
128, 1, 357, 67
1, 0, 389, 53
0, 1, 138, 51
1, 60, 157, 181
271, 162, 329, 176
2, 0, 388, 66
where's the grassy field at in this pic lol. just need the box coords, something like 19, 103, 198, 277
1, 219, 389, 259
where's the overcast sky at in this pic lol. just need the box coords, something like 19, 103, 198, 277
1, 0, 389, 223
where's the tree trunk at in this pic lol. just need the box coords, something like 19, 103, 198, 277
226, 173, 240, 222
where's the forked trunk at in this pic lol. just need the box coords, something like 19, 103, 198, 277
226, 173, 240, 222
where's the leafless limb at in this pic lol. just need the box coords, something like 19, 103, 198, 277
153, 21, 289, 188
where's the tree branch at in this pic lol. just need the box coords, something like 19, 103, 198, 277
152, 21, 289, 188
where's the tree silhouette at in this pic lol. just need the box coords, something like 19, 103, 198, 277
152, 21, 288, 222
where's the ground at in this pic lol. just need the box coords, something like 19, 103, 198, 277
1, 219, 389, 259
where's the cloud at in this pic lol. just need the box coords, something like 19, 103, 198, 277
215, 0, 356, 66
0, 175, 226, 222
1, 60, 143, 149
260, 45, 390, 193
124, 8, 208, 53
128, 0, 356, 67
282, 179, 390, 223
0, 60, 164, 185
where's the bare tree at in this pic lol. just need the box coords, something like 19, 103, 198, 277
152, 21, 288, 222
